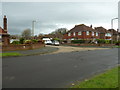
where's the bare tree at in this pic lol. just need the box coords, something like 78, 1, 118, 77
21, 29, 32, 40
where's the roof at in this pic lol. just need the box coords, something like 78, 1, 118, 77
108, 29, 118, 35
95, 27, 111, 34
0, 26, 9, 35
68, 24, 97, 33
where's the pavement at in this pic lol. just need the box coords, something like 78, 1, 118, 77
2, 48, 118, 88
3, 46, 59, 56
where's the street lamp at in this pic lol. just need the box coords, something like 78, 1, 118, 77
111, 18, 118, 44
111, 18, 118, 29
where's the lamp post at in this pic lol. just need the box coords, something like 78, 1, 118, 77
111, 18, 118, 44
111, 18, 118, 29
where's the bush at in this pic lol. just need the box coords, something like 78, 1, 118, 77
96, 39, 112, 44
12, 41, 20, 44
19, 38, 25, 44
53, 38, 61, 41
71, 40, 85, 44
31, 39, 38, 43
24, 40, 32, 44
96, 39, 105, 44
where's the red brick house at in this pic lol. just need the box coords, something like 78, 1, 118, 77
95, 27, 112, 40
108, 29, 119, 41
0, 15, 10, 45
63, 24, 99, 40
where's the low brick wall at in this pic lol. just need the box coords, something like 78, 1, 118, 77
64, 43, 115, 47
2, 43, 45, 51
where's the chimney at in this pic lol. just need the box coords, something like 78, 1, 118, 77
90, 25, 92, 28
3, 15, 7, 32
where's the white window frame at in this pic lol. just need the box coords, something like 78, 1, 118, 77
86, 31, 89, 35
78, 31, 82, 35
96, 32, 98, 36
73, 32, 76, 36
105, 33, 111, 37
92, 31, 94, 36
68, 33, 71, 36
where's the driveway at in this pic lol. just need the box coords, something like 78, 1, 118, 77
2, 48, 118, 88
47, 45, 109, 54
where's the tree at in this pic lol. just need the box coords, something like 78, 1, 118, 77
51, 28, 68, 35
50, 28, 68, 39
21, 29, 32, 40
10, 34, 21, 39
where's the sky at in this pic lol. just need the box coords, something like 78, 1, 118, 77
0, 0, 119, 35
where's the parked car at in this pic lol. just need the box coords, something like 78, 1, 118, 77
42, 38, 52, 45
44, 40, 52, 45
52, 40, 60, 46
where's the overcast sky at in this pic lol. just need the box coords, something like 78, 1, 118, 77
0, 1, 119, 35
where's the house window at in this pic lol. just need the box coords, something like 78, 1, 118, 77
68, 33, 71, 36
78, 31, 82, 35
92, 32, 94, 36
96, 32, 98, 36
105, 33, 111, 37
73, 32, 76, 36
86, 31, 89, 35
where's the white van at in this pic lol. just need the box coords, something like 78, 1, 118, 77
42, 38, 52, 45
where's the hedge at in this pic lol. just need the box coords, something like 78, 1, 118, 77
71, 40, 85, 44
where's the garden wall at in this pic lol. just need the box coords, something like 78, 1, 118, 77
64, 43, 115, 47
2, 43, 45, 51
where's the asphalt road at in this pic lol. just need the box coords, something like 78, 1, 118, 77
2, 48, 118, 88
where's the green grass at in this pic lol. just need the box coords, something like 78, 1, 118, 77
0, 52, 22, 57
72, 66, 119, 88
113, 46, 120, 48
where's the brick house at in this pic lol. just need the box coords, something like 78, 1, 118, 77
63, 24, 99, 40
0, 15, 10, 45
108, 29, 119, 41
95, 27, 112, 40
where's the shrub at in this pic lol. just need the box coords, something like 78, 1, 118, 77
96, 39, 106, 44
24, 40, 32, 44
71, 40, 85, 44
96, 39, 112, 44
31, 39, 38, 43
19, 38, 25, 44
12, 41, 20, 44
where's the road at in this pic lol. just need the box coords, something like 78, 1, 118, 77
2, 48, 118, 88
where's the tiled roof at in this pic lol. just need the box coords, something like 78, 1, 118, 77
95, 27, 111, 34
108, 29, 118, 34
68, 24, 98, 33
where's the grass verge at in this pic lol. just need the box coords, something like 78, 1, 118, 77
0, 52, 22, 57
72, 66, 119, 88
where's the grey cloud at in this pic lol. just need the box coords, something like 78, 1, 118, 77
2, 2, 118, 35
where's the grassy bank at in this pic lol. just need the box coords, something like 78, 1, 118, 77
0, 52, 22, 57
72, 66, 119, 88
